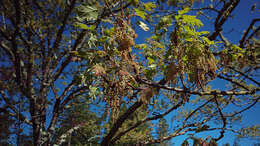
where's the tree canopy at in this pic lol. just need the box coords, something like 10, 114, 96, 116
0, 0, 259, 145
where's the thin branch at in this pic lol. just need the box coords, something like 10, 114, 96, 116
217, 74, 249, 90
184, 96, 215, 122
0, 27, 12, 41
209, 0, 240, 41
51, 84, 58, 100
142, 124, 196, 145
101, 101, 143, 145
213, 95, 226, 141
140, 79, 259, 96
142, 114, 217, 145
225, 65, 260, 86
246, 25, 260, 42
0, 91, 32, 125
58, 81, 75, 101
51, 0, 76, 52
190, 7, 220, 13
219, 31, 231, 47
226, 96, 260, 118
47, 84, 87, 132
239, 18, 260, 48
111, 99, 185, 144
52, 30, 88, 82
0, 41, 14, 62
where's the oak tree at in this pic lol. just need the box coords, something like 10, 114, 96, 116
0, 0, 259, 145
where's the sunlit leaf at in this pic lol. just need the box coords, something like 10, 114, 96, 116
137, 21, 150, 31
143, 2, 156, 12
135, 8, 147, 20
75, 23, 96, 30
178, 7, 190, 15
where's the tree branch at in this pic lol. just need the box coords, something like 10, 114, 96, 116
209, 0, 240, 41
0, 90, 32, 125
51, 0, 76, 52
225, 65, 260, 86
111, 99, 185, 144
142, 124, 196, 145
226, 96, 260, 118
239, 18, 260, 48
140, 79, 259, 96
213, 95, 226, 141
101, 101, 143, 145
217, 74, 249, 90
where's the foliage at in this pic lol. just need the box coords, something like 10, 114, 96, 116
0, 0, 259, 145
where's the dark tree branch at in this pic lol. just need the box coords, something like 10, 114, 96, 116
225, 65, 260, 86
0, 28, 12, 41
47, 80, 76, 132
191, 7, 220, 13
52, 30, 88, 83
51, 0, 76, 52
142, 114, 217, 145
0, 90, 31, 125
111, 99, 184, 144
209, 0, 240, 41
239, 18, 260, 48
226, 96, 260, 118
101, 101, 143, 145
217, 74, 249, 90
140, 79, 259, 96
247, 26, 260, 40
142, 123, 197, 145
0, 41, 14, 62
184, 96, 215, 122
213, 95, 227, 141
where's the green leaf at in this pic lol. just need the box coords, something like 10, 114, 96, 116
182, 15, 203, 27
202, 36, 214, 45
78, 5, 98, 21
75, 23, 96, 30
148, 64, 157, 69
135, 8, 147, 20
147, 57, 155, 64
199, 31, 209, 35
135, 43, 147, 49
89, 85, 98, 100
143, 2, 156, 12
178, 7, 190, 15
152, 41, 164, 49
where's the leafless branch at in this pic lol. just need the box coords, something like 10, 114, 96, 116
239, 18, 260, 48
0, 90, 32, 125
209, 0, 240, 41
226, 96, 260, 118
52, 0, 76, 52
213, 95, 226, 141
217, 74, 249, 90
225, 65, 260, 86
184, 96, 215, 122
